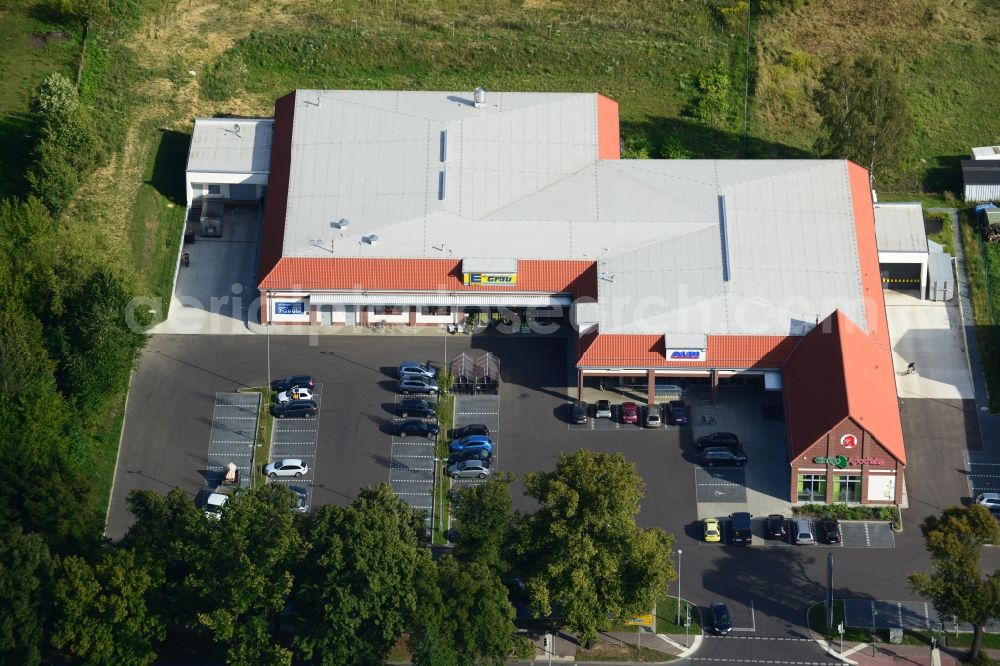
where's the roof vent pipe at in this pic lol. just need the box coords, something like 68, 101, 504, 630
473, 87, 486, 108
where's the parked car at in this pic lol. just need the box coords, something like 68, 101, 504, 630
710, 602, 732, 635
699, 447, 747, 467
793, 518, 815, 545
398, 361, 438, 380
451, 425, 489, 441
766, 514, 788, 540
272, 399, 318, 419
448, 448, 494, 466
449, 435, 494, 454
571, 401, 589, 424
703, 518, 721, 543
595, 399, 612, 419
447, 459, 491, 480
730, 511, 753, 545
396, 419, 440, 438
263, 458, 309, 478
621, 402, 639, 425
645, 408, 662, 429
398, 397, 436, 418
976, 492, 1000, 511
817, 517, 841, 544
667, 400, 689, 425
271, 375, 314, 392
696, 432, 741, 450
276, 387, 313, 403
288, 485, 310, 513
397, 377, 439, 395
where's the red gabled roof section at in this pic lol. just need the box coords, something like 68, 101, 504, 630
258, 92, 296, 281
784, 310, 905, 465
596, 94, 620, 160
259, 258, 596, 294
577, 334, 798, 369
848, 161, 890, 350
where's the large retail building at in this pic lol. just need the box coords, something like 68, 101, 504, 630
191, 89, 906, 505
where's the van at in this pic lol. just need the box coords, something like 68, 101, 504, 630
730, 512, 753, 545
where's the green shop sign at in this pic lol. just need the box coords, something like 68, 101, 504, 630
813, 455, 849, 469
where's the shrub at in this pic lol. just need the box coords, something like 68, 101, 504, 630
622, 134, 653, 159
30, 73, 79, 125
26, 110, 104, 216
662, 137, 691, 159
717, 2, 749, 31
686, 67, 733, 129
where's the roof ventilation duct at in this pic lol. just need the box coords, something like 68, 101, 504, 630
473, 87, 486, 108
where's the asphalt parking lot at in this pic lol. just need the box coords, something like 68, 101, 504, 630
108, 333, 704, 540
267, 384, 322, 489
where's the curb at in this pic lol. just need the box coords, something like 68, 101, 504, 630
656, 632, 703, 659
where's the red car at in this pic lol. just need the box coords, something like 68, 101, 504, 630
621, 402, 639, 424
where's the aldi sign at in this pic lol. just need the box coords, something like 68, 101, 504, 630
666, 349, 705, 362
463, 272, 517, 286
275, 301, 305, 315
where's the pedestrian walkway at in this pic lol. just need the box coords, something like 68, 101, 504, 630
835, 642, 959, 666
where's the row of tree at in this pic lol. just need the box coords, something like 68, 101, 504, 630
0, 450, 675, 665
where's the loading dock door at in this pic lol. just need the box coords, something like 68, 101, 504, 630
880, 264, 921, 289
229, 183, 258, 201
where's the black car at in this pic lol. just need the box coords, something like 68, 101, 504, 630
710, 602, 732, 635
817, 517, 841, 544
272, 399, 318, 419
448, 447, 494, 466
451, 423, 490, 440
699, 447, 748, 467
396, 419, 440, 438
571, 401, 589, 424
398, 397, 436, 418
667, 400, 689, 425
696, 432, 741, 450
271, 375, 314, 392
766, 514, 787, 540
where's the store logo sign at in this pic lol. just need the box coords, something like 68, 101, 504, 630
667, 349, 704, 361
814, 455, 849, 469
463, 272, 517, 286
848, 457, 885, 467
840, 434, 858, 449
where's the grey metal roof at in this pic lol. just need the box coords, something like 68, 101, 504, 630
187, 118, 273, 174
874, 202, 927, 253
279, 90, 871, 336
962, 159, 1000, 185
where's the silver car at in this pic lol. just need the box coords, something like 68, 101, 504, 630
793, 518, 815, 545
398, 361, 438, 380
447, 459, 491, 480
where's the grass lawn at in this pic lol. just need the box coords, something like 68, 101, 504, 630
0, 2, 83, 199
433, 389, 455, 545
960, 209, 1000, 413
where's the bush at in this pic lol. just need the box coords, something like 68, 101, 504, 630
622, 134, 653, 159
26, 110, 104, 216
686, 67, 733, 129
30, 73, 79, 124
792, 503, 898, 521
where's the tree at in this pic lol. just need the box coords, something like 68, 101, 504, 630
408, 555, 458, 666
26, 108, 103, 216
124, 487, 214, 631
51, 549, 164, 665
451, 475, 514, 570
0, 527, 54, 666
30, 73, 78, 124
48, 267, 148, 414
193, 484, 304, 666
434, 556, 518, 665
292, 484, 429, 664
518, 451, 675, 646
908, 505, 1000, 662
813, 55, 914, 185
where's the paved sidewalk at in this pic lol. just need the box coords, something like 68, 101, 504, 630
834, 642, 960, 665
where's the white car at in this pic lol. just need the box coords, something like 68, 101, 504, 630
277, 387, 314, 403
204, 492, 228, 520
264, 458, 309, 478
976, 493, 1000, 511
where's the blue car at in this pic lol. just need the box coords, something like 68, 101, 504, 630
449, 435, 494, 454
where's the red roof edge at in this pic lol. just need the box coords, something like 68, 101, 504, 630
596, 94, 620, 160
258, 92, 296, 286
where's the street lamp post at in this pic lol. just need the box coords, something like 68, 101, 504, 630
676, 549, 683, 626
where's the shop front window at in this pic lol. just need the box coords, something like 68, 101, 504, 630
797, 474, 827, 503
419, 306, 450, 316
372, 306, 402, 315
832, 475, 861, 503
